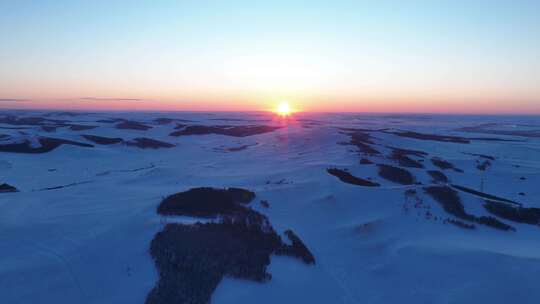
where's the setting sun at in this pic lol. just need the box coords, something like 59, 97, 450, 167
276, 101, 292, 116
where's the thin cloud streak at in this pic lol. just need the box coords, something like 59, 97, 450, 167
0, 98, 33, 102
80, 97, 147, 102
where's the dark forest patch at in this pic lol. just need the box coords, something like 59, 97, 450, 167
388, 149, 424, 168
0, 115, 98, 132
96, 118, 124, 124
170, 125, 281, 137
327, 168, 380, 187
445, 219, 476, 229
360, 158, 373, 165
147, 187, 315, 304
0, 115, 67, 126
462, 152, 496, 160
82, 134, 123, 145
467, 137, 523, 142
157, 187, 256, 217
387, 131, 470, 143
44, 111, 93, 117
351, 141, 380, 155
153, 118, 194, 125
173, 123, 188, 130
209, 118, 272, 123
225, 145, 251, 152
425, 186, 468, 219
340, 130, 381, 156
0, 183, 18, 193
431, 157, 463, 172
41, 125, 57, 132
67, 124, 98, 131
377, 164, 416, 185
276, 230, 316, 264
147, 220, 314, 304
125, 137, 175, 149
153, 118, 175, 125
424, 186, 514, 231
483, 201, 540, 226
115, 121, 152, 131
214, 143, 258, 152
0, 137, 93, 153
457, 124, 540, 138
387, 146, 428, 157
427, 170, 449, 184
450, 184, 520, 206
346, 130, 375, 144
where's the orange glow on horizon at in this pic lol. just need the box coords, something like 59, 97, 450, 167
0, 95, 539, 115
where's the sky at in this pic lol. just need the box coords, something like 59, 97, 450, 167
0, 0, 539, 113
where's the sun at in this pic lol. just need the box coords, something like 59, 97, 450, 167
276, 101, 292, 116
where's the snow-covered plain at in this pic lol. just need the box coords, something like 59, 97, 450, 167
1, 110, 540, 304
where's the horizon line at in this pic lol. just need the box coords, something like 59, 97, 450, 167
1, 105, 539, 117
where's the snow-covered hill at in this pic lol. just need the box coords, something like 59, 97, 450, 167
1, 110, 539, 304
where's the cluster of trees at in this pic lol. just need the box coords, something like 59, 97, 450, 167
427, 170, 449, 184
170, 125, 281, 137
147, 187, 315, 304
484, 201, 540, 225
425, 186, 515, 231
277, 230, 316, 265
377, 164, 416, 185
390, 131, 470, 143
125, 137, 175, 149
0, 136, 93, 154
147, 220, 281, 304
389, 149, 424, 168
157, 187, 256, 218
81, 134, 123, 145
360, 158, 373, 165
115, 120, 152, 130
451, 184, 519, 205
444, 218, 475, 229
431, 157, 463, 172
327, 168, 380, 187
474, 215, 514, 231
476, 160, 492, 171
346, 131, 381, 156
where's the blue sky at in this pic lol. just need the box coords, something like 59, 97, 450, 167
0, 0, 539, 112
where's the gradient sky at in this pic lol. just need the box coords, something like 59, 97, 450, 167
1, 0, 539, 113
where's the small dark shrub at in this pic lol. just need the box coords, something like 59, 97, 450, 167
359, 158, 373, 165
82, 134, 123, 145
427, 170, 449, 183
0, 183, 18, 193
